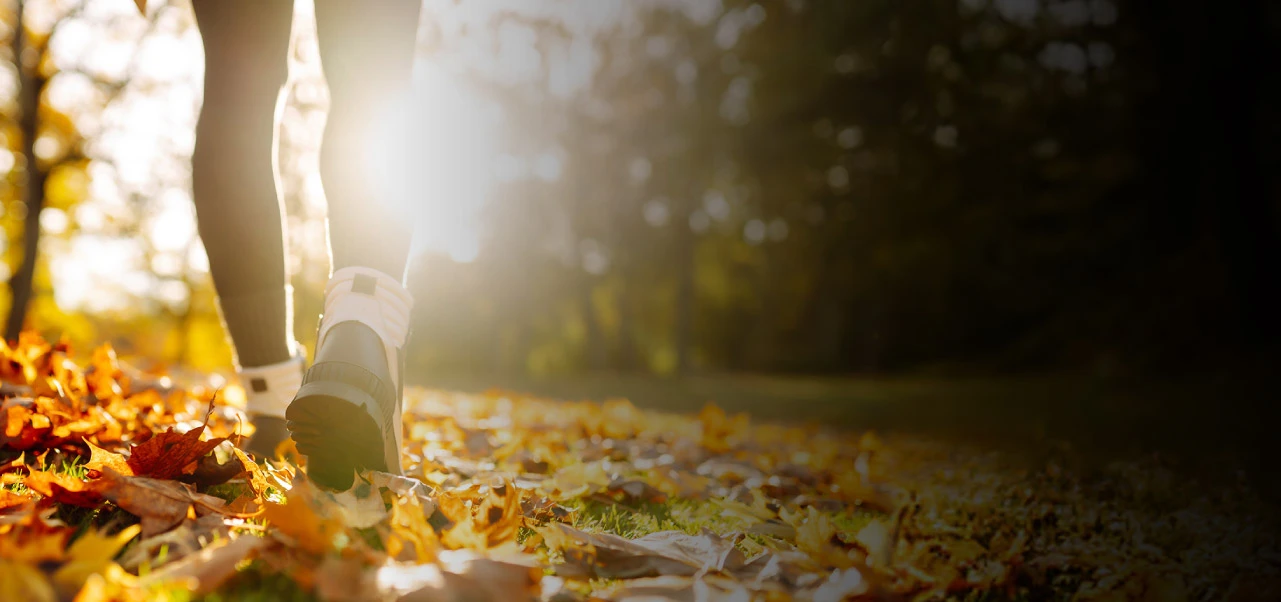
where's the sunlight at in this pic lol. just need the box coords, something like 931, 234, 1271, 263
365, 63, 501, 264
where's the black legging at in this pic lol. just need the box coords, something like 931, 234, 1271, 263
191, 0, 420, 368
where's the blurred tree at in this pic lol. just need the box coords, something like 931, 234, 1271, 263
4, 0, 59, 340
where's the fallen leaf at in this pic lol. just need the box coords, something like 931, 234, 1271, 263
542, 524, 748, 580
142, 534, 267, 595
610, 574, 754, 602
23, 470, 103, 508
83, 439, 132, 478
126, 426, 225, 480
810, 567, 869, 601
0, 560, 56, 602
95, 468, 229, 538
383, 550, 542, 602
117, 515, 230, 571
52, 524, 141, 599
262, 473, 348, 555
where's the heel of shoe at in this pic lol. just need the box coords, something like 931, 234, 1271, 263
286, 377, 388, 490
286, 321, 401, 490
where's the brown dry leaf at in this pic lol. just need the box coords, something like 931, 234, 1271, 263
231, 447, 270, 497
366, 470, 437, 516
545, 461, 612, 500
790, 507, 865, 570
188, 449, 251, 489
330, 482, 389, 530
854, 518, 895, 568
95, 468, 229, 538
2, 400, 49, 451
0, 519, 70, 564
697, 403, 750, 453
0, 451, 27, 475
383, 489, 440, 563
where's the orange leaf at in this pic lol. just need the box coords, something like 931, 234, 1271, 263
83, 440, 132, 478
0, 520, 70, 563
23, 470, 103, 508
262, 474, 347, 555
0, 488, 32, 512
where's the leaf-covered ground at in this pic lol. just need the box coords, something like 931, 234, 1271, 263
1, 333, 1278, 601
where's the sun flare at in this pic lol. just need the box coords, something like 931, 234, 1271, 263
365, 65, 500, 264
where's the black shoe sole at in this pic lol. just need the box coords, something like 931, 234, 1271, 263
286, 370, 393, 491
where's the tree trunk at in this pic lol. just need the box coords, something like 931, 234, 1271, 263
5, 0, 46, 342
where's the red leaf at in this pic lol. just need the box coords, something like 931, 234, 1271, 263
126, 426, 226, 480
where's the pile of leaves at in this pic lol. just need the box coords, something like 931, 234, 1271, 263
6, 332, 1270, 601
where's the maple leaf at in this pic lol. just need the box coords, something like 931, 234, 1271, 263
126, 424, 224, 480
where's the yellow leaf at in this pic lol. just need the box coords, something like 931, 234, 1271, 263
262, 475, 346, 555
84, 439, 132, 477
53, 525, 141, 598
0, 560, 57, 602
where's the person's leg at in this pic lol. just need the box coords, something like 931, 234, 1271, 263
287, 0, 420, 490
316, 0, 419, 278
191, 0, 300, 456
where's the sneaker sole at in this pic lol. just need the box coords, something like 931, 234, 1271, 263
286, 376, 392, 491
